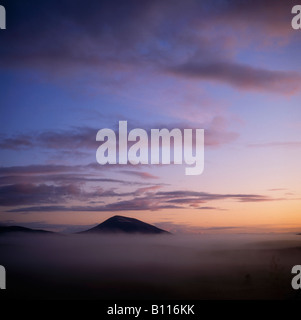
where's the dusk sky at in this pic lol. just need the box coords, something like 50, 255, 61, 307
1, 0, 301, 234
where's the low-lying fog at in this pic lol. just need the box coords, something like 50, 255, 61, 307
0, 233, 300, 299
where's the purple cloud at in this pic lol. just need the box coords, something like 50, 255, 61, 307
119, 170, 159, 180
170, 61, 301, 93
1, 0, 298, 94
0, 183, 83, 206
3, 187, 287, 212
248, 141, 301, 148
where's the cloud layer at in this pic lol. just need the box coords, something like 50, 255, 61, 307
1, 0, 299, 94
0, 163, 285, 212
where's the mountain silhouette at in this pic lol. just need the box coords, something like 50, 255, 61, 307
80, 215, 169, 234
0, 225, 53, 235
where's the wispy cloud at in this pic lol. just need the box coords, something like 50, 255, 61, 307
0, 127, 98, 151
0, 164, 77, 175
119, 170, 159, 180
153, 221, 242, 234
197, 206, 227, 211
0, 117, 239, 153
0, 173, 144, 187
0, 183, 85, 206
170, 61, 301, 93
7, 202, 181, 213
134, 185, 163, 195
155, 190, 276, 202
0, 163, 161, 186
248, 141, 301, 148
4, 187, 287, 212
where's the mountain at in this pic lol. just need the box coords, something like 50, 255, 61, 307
80, 215, 170, 234
0, 225, 53, 235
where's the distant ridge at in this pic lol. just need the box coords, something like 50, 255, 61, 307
80, 215, 170, 234
0, 225, 53, 235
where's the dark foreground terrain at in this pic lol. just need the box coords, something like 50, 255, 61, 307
0, 233, 300, 300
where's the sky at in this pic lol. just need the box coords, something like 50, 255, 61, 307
0, 0, 301, 234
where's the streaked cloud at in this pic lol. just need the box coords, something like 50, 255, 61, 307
170, 61, 301, 93
119, 170, 159, 180
0, 118, 238, 153
248, 141, 301, 148
0, 127, 98, 151
0, 163, 157, 187
3, 187, 287, 212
